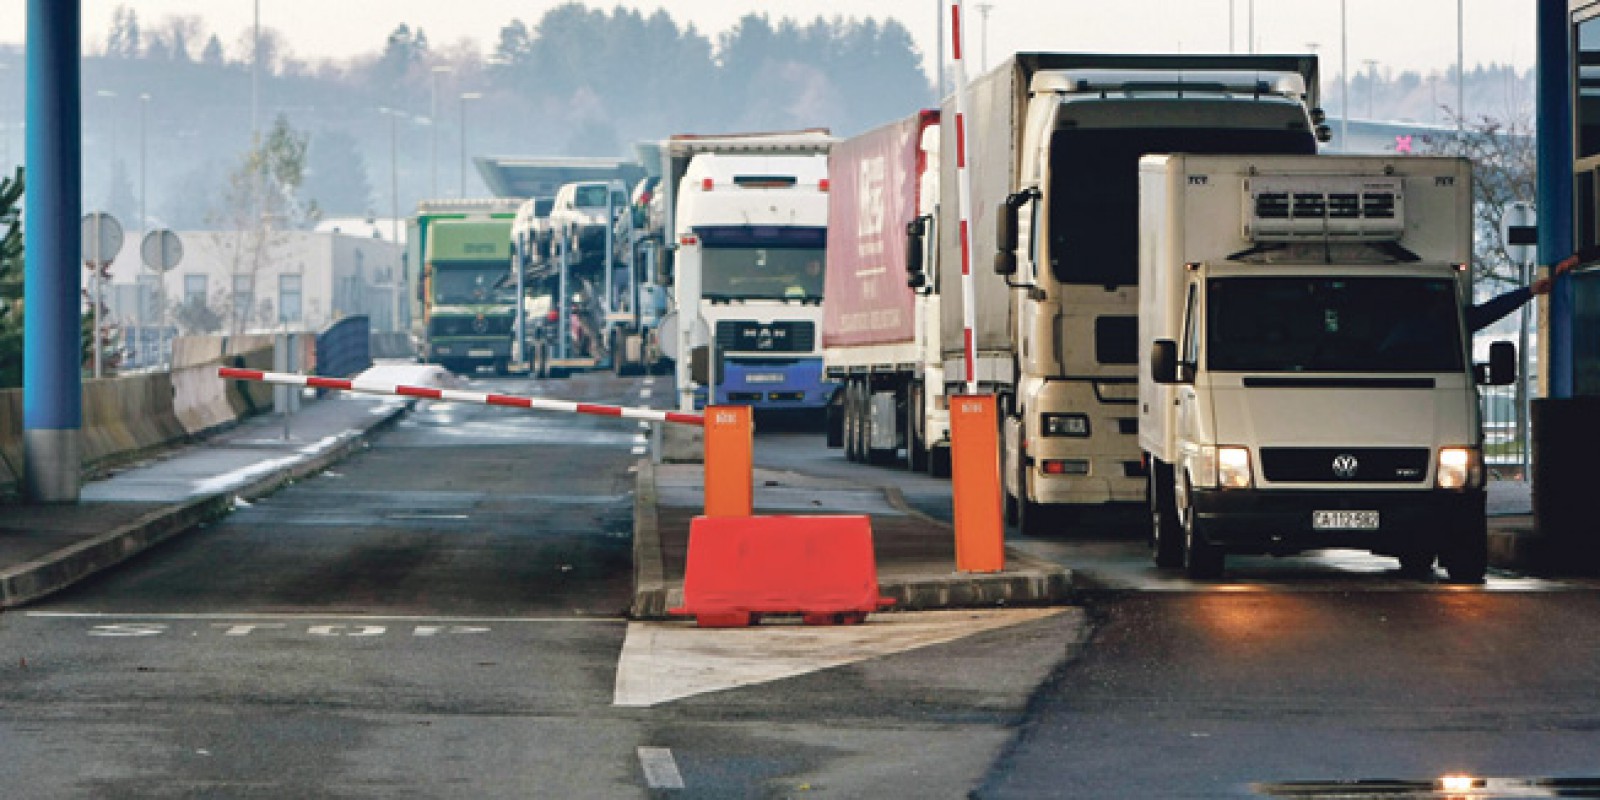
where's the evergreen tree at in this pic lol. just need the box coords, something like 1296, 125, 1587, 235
0, 167, 23, 387
200, 34, 224, 66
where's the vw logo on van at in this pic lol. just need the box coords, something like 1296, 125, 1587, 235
1331, 454, 1360, 479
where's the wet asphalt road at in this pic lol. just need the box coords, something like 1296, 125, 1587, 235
5, 375, 1600, 797
0, 373, 1072, 799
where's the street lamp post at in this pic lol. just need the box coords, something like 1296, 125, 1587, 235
139, 92, 149, 358
458, 92, 481, 198
380, 107, 402, 331
430, 65, 450, 198
1340, 0, 1349, 150
1364, 59, 1378, 120
96, 89, 116, 203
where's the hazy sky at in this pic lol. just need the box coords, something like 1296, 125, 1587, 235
1, 1, 1538, 78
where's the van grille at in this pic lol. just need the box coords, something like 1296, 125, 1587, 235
1258, 447, 1430, 483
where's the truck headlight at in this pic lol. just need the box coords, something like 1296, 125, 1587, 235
1042, 413, 1090, 437
1436, 447, 1482, 490
1217, 446, 1253, 489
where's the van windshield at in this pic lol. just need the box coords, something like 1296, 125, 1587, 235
1206, 277, 1464, 373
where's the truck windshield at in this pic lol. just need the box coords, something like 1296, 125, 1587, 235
1206, 277, 1465, 373
574, 185, 625, 208
1050, 126, 1315, 287
432, 265, 513, 304
701, 247, 826, 301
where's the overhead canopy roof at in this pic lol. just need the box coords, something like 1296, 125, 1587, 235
474, 156, 646, 200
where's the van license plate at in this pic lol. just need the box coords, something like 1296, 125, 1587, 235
468, 349, 494, 357
1313, 510, 1379, 530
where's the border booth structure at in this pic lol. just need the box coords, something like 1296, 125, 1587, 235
1540, 3, 1600, 573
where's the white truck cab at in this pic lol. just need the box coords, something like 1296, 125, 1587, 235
1139, 154, 1510, 582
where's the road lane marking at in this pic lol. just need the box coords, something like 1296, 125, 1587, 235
28, 612, 624, 623
637, 747, 685, 790
612, 608, 1073, 707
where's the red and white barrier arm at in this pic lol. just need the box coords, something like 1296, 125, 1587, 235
218, 367, 706, 426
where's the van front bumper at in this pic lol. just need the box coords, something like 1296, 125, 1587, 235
1191, 488, 1485, 556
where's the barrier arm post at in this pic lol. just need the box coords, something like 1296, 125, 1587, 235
947, 0, 1005, 573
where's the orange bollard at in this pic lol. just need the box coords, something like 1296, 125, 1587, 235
703, 405, 752, 517
950, 394, 1005, 573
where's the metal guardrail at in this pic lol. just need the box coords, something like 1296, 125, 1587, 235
316, 315, 372, 379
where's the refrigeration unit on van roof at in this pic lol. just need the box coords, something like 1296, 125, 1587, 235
1243, 176, 1405, 243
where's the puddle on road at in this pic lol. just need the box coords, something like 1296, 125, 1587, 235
1254, 776, 1600, 798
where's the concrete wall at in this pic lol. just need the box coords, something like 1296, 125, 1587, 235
0, 336, 279, 496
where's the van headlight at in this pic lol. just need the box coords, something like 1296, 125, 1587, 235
1194, 445, 1253, 489
1217, 446, 1253, 489
1436, 447, 1482, 490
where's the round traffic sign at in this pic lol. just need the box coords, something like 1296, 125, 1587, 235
140, 229, 184, 272
80, 212, 124, 266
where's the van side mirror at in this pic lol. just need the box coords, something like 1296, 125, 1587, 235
1151, 339, 1179, 385
1483, 340, 1516, 386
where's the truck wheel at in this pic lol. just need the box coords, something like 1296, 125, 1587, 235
1398, 551, 1437, 579
844, 381, 862, 462
1441, 514, 1488, 584
1149, 458, 1183, 569
1181, 482, 1224, 579
493, 358, 510, 377
908, 383, 928, 473
825, 392, 845, 449
1015, 445, 1054, 537
928, 446, 952, 479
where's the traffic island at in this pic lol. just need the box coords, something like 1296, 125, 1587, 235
629, 460, 1073, 620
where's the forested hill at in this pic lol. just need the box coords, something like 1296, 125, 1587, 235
0, 4, 931, 229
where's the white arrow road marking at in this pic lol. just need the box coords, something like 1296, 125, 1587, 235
612, 608, 1067, 708
637, 747, 685, 790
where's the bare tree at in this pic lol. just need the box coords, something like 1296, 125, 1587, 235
1422, 112, 1536, 291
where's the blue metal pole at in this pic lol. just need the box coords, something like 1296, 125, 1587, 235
23, 0, 82, 501
1538, 0, 1574, 398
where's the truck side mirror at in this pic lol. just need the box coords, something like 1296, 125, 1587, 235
1151, 339, 1180, 385
905, 217, 925, 282
1484, 340, 1516, 386
994, 194, 1021, 276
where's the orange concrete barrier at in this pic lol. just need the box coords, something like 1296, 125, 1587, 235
669, 515, 895, 628
950, 394, 1005, 573
703, 405, 752, 518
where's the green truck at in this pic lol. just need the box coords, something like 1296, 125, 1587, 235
420, 217, 517, 374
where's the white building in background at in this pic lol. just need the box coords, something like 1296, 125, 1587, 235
104, 226, 409, 338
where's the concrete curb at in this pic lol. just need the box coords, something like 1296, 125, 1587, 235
0, 402, 410, 609
878, 487, 1075, 609
630, 458, 670, 618
0, 493, 234, 607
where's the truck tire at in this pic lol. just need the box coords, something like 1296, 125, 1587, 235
928, 445, 952, 479
844, 381, 862, 462
1149, 458, 1183, 569
1441, 513, 1488, 584
908, 383, 928, 473
825, 391, 845, 449
1015, 444, 1054, 537
1398, 550, 1437, 579
1181, 479, 1224, 579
